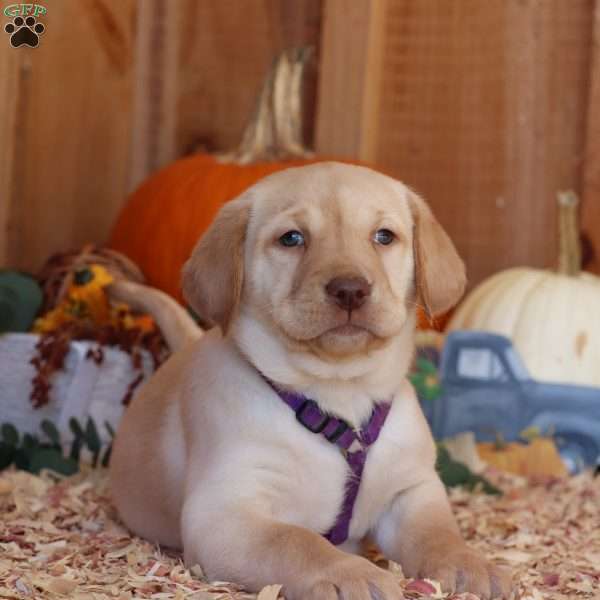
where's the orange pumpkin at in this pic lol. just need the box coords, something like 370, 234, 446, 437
521, 438, 568, 477
477, 438, 526, 474
477, 435, 567, 478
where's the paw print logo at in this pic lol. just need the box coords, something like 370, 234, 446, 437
4, 15, 45, 48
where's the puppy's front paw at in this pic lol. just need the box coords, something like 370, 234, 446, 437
299, 555, 403, 600
420, 546, 512, 599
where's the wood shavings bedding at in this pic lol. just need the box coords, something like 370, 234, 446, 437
0, 468, 598, 599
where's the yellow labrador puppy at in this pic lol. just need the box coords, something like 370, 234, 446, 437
110, 163, 511, 599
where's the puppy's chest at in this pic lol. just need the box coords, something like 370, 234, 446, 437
350, 434, 424, 537
213, 371, 431, 542
262, 408, 423, 542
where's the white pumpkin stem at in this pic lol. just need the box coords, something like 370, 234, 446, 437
557, 190, 581, 277
218, 47, 315, 165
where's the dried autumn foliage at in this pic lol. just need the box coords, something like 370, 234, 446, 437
29, 257, 169, 409
30, 321, 167, 409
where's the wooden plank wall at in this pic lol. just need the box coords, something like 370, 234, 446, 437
0, 0, 321, 273
317, 0, 598, 287
582, 1, 600, 274
0, 0, 137, 272
315, 0, 386, 159
0, 21, 20, 268
1, 0, 598, 284
175, 0, 321, 158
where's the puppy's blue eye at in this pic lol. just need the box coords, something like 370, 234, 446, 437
374, 229, 395, 245
279, 230, 305, 247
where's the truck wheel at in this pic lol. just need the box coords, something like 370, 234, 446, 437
555, 434, 598, 474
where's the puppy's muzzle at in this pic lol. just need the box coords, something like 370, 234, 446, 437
325, 276, 372, 312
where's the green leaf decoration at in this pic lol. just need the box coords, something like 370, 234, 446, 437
22, 433, 39, 450
436, 444, 501, 496
0, 442, 15, 470
1, 417, 112, 475
85, 419, 101, 467
69, 436, 83, 463
69, 417, 85, 438
1, 423, 19, 446
41, 419, 61, 449
104, 421, 115, 439
415, 357, 438, 375
13, 448, 31, 471
68, 417, 85, 462
29, 449, 78, 476
101, 444, 112, 468
409, 357, 442, 402
85, 419, 101, 452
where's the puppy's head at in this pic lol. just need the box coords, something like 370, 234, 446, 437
182, 163, 465, 358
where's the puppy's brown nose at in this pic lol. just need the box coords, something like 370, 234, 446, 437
325, 277, 371, 311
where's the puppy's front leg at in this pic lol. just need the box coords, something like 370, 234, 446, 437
373, 476, 511, 599
182, 502, 402, 600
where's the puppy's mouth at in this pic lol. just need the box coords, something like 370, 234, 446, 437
272, 309, 396, 357
309, 319, 387, 357
272, 297, 402, 349
276, 309, 383, 344
324, 323, 370, 337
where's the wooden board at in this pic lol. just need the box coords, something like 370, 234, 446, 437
316, 0, 595, 287
1, 0, 594, 284
128, 0, 179, 191
0, 37, 21, 266
0, 0, 137, 273
315, 0, 384, 159
131, 0, 322, 188
581, 0, 600, 274
0, 0, 322, 274
175, 0, 322, 157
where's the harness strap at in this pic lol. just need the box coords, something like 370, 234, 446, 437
265, 379, 391, 545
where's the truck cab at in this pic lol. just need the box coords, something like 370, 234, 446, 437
426, 331, 600, 472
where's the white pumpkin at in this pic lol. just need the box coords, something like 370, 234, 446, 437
448, 192, 600, 388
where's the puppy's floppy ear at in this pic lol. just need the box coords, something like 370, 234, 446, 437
182, 194, 251, 333
409, 192, 466, 318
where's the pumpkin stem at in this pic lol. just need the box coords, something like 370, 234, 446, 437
218, 47, 315, 165
557, 190, 581, 277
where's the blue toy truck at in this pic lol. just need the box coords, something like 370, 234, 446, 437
422, 331, 600, 473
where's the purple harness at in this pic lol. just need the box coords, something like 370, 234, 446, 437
266, 380, 391, 545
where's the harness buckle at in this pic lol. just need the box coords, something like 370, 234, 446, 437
295, 399, 330, 433
325, 420, 349, 443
